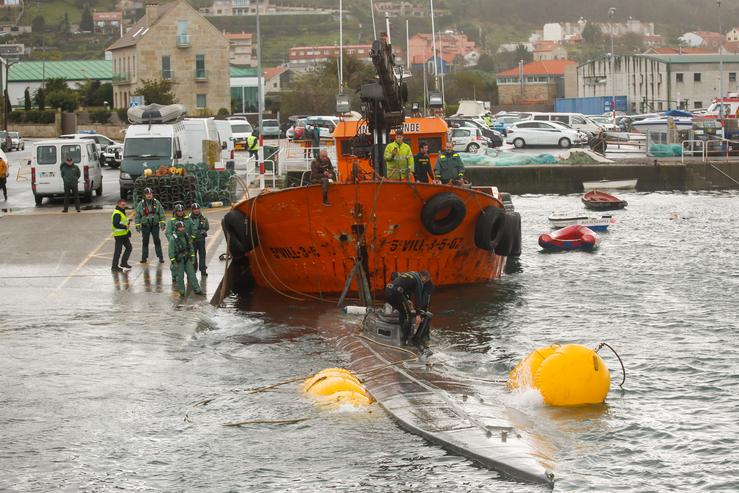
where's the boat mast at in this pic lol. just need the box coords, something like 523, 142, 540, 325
256, 0, 264, 189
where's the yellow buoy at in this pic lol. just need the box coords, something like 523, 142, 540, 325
303, 368, 372, 405
508, 344, 611, 406
507, 344, 560, 390
143, 168, 153, 177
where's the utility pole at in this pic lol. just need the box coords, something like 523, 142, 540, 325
718, 0, 725, 132
256, 0, 265, 189
609, 7, 616, 119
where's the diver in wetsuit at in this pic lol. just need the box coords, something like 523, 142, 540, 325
384, 270, 434, 346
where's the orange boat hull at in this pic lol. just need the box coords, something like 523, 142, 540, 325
234, 182, 507, 296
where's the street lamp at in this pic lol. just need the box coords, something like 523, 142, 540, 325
608, 7, 616, 119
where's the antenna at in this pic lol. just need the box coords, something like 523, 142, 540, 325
430, 0, 439, 90
339, 0, 344, 93
370, 0, 377, 39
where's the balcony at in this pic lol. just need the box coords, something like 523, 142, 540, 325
161, 69, 174, 81
176, 34, 191, 47
112, 72, 131, 85
194, 69, 208, 81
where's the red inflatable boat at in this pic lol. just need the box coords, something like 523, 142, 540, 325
539, 225, 600, 251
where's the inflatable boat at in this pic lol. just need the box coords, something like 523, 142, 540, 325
538, 224, 600, 251
548, 211, 614, 231
127, 103, 187, 124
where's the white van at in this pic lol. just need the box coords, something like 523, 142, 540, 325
120, 121, 185, 198
526, 112, 602, 136
228, 119, 253, 150
214, 119, 235, 165
182, 118, 225, 168
32, 139, 103, 206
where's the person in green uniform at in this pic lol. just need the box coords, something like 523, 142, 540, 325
187, 203, 209, 276
435, 141, 466, 185
60, 156, 80, 213
134, 187, 166, 263
383, 130, 414, 180
166, 204, 190, 281
168, 221, 203, 296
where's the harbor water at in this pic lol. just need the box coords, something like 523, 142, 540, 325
2, 191, 739, 491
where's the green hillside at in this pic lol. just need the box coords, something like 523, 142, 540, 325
20, 0, 118, 25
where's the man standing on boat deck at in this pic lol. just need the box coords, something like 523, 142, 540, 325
310, 149, 336, 206
384, 270, 434, 346
384, 130, 414, 180
435, 141, 465, 185
414, 142, 435, 183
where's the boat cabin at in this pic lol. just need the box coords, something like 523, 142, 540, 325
332, 117, 448, 180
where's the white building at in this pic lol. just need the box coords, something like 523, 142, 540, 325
726, 27, 739, 43
577, 54, 739, 113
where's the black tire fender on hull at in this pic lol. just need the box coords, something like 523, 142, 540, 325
496, 211, 521, 257
421, 192, 467, 235
474, 206, 506, 251
221, 208, 258, 258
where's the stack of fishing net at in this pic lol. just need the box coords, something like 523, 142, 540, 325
132, 173, 197, 209
132, 163, 237, 209
183, 163, 237, 206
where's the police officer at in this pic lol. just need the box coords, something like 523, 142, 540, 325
60, 156, 80, 213
413, 142, 434, 183
435, 141, 465, 185
134, 187, 166, 264
187, 203, 209, 276
383, 130, 414, 180
111, 198, 133, 272
165, 203, 190, 281
384, 270, 434, 346
168, 221, 203, 296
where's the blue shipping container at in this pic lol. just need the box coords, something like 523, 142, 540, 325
554, 96, 627, 115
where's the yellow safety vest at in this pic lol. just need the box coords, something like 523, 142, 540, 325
112, 209, 129, 237
247, 135, 258, 151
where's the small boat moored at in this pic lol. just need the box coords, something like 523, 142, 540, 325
548, 211, 614, 231
539, 224, 600, 251
582, 179, 638, 192
582, 190, 628, 211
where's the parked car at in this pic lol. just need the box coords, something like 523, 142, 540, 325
505, 120, 588, 149
286, 118, 306, 140
588, 116, 619, 131
0, 130, 10, 152
523, 112, 602, 137
228, 119, 253, 150
491, 115, 522, 136
8, 131, 24, 151
281, 115, 306, 138
305, 116, 339, 139
60, 132, 121, 166
449, 126, 488, 152
447, 118, 503, 147
102, 143, 123, 168
258, 119, 281, 138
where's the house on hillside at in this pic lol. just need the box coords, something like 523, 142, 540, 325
679, 32, 723, 52
93, 11, 124, 34
225, 31, 254, 66
496, 60, 576, 106
107, 0, 230, 113
409, 31, 476, 70
533, 41, 568, 61
727, 28, 739, 42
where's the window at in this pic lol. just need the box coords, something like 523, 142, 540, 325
657, 102, 663, 111
571, 116, 586, 125
195, 54, 206, 78
676, 73, 684, 83
196, 94, 207, 108
694, 73, 701, 82
177, 20, 189, 36
37, 145, 57, 165
552, 115, 569, 123
730, 73, 737, 83
534, 115, 548, 121
162, 55, 171, 79
694, 101, 703, 109
418, 137, 443, 154
61, 145, 82, 163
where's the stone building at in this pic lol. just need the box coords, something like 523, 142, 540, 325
225, 32, 253, 66
496, 60, 576, 106
576, 54, 739, 112
107, 0, 230, 114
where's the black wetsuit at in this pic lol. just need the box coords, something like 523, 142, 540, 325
384, 271, 434, 344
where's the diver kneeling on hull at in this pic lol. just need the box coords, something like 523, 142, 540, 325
384, 271, 434, 348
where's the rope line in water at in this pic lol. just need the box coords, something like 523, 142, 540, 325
596, 341, 626, 387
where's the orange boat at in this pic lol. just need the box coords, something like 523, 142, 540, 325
219, 37, 520, 300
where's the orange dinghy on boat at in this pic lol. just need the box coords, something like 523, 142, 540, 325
219, 36, 521, 300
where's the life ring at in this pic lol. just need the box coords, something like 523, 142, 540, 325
506, 212, 522, 257
221, 208, 258, 257
494, 211, 520, 256
474, 206, 506, 251
421, 192, 466, 235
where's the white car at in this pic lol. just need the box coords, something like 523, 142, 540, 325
449, 127, 488, 152
588, 116, 619, 131
505, 120, 587, 149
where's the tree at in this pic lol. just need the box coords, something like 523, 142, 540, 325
133, 79, 177, 105
476, 53, 496, 72
24, 87, 32, 110
31, 15, 46, 33
581, 22, 603, 45
34, 87, 46, 111
80, 5, 94, 32
58, 12, 70, 33
44, 77, 79, 112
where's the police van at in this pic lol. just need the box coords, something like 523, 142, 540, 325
31, 139, 104, 206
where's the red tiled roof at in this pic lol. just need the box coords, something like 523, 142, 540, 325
264, 66, 288, 81
496, 60, 576, 77
225, 32, 252, 40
